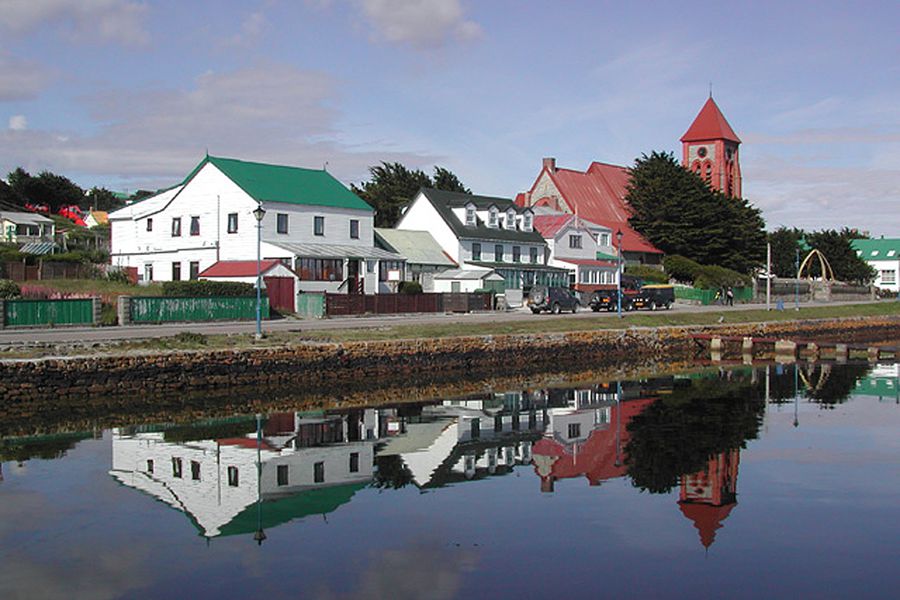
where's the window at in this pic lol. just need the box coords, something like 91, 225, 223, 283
488, 207, 498, 228
472, 243, 481, 261
190, 216, 200, 236
144, 263, 153, 282
881, 270, 897, 284
227, 466, 239, 487
495, 244, 504, 262
313, 215, 324, 236
465, 204, 476, 226
507, 209, 517, 230
227, 213, 238, 234
146, 459, 154, 474
366, 260, 376, 274
349, 452, 359, 473
568, 423, 581, 439
530, 247, 538, 264
171, 217, 181, 237
277, 464, 289, 486
569, 234, 583, 249
513, 246, 521, 263
297, 258, 343, 281
189, 261, 199, 280
522, 211, 533, 231
349, 219, 359, 239
277, 213, 288, 234
580, 270, 589, 284
191, 461, 201, 481
172, 262, 181, 281
600, 233, 610, 247
314, 461, 325, 483
146, 218, 153, 232
379, 260, 404, 282
172, 457, 183, 478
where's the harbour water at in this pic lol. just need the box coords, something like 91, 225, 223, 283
1, 361, 898, 599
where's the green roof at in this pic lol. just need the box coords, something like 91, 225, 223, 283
216, 481, 368, 538
186, 155, 373, 212
596, 250, 619, 261
850, 238, 900, 260
418, 188, 545, 244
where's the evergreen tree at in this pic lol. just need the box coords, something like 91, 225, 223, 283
803, 228, 875, 283
625, 151, 766, 274
6, 167, 85, 211
767, 227, 804, 277
352, 162, 470, 227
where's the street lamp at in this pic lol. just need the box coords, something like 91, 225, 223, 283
794, 248, 800, 311
253, 205, 266, 340
615, 229, 624, 318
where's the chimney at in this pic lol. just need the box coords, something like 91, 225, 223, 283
542, 157, 556, 172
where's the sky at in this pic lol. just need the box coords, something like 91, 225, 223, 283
1, 0, 898, 235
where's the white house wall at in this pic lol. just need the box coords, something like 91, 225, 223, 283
397, 192, 460, 263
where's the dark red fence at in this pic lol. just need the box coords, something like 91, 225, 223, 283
325, 292, 492, 316
2, 261, 95, 281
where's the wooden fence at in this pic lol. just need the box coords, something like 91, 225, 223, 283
325, 292, 492, 316
2, 261, 95, 281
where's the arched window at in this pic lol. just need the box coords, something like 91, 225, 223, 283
704, 161, 712, 182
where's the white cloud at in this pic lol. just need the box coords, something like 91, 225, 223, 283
0, 51, 52, 101
0, 63, 434, 189
356, 0, 482, 48
221, 12, 267, 48
8, 115, 28, 130
0, 0, 150, 45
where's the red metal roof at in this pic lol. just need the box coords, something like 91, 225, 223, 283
532, 214, 574, 238
198, 260, 285, 278
532, 163, 662, 255
678, 502, 736, 548
680, 97, 741, 143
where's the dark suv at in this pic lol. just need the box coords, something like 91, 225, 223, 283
528, 286, 580, 314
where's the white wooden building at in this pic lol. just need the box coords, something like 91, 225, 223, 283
532, 212, 620, 294
109, 155, 403, 293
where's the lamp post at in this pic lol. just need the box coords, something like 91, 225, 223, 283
794, 248, 800, 311
254, 413, 266, 545
615, 229, 624, 318
253, 205, 266, 340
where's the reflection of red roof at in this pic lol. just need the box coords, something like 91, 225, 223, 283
533, 214, 574, 238
217, 437, 278, 451
557, 258, 617, 268
533, 163, 662, 255
678, 502, 736, 548
532, 399, 654, 486
199, 260, 285, 278
680, 97, 741, 143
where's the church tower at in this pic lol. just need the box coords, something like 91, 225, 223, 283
681, 97, 742, 198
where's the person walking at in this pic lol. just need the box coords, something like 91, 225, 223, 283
726, 286, 734, 306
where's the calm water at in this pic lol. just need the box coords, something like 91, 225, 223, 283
1, 362, 899, 599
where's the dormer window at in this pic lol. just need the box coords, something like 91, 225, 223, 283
522, 211, 533, 232
465, 203, 476, 226
488, 206, 498, 228
506, 209, 517, 230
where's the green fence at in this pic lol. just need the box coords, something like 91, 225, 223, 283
674, 286, 752, 305
3, 298, 95, 327
296, 293, 325, 319
129, 296, 268, 323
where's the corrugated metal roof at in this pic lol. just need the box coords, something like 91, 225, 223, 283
375, 228, 458, 266
680, 97, 741, 143
536, 163, 662, 255
267, 241, 404, 260
0, 211, 55, 225
851, 238, 900, 259
416, 188, 546, 245
434, 269, 503, 281
556, 258, 618, 268
18, 241, 59, 255
466, 260, 568, 273
198, 260, 288, 278
532, 214, 573, 238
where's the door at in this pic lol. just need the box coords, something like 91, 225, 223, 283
347, 260, 361, 294
264, 276, 295, 313
451, 281, 461, 293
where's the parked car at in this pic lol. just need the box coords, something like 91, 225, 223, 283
589, 276, 674, 312
528, 285, 580, 314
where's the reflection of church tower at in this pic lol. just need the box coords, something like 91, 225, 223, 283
681, 97, 742, 198
678, 449, 740, 549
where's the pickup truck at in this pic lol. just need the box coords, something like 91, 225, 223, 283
589, 277, 674, 312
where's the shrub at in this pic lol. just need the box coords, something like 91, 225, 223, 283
663, 255, 702, 284
0, 279, 21, 299
100, 302, 118, 326
625, 265, 668, 284
106, 268, 132, 284
397, 280, 423, 294
162, 280, 255, 297
693, 265, 751, 289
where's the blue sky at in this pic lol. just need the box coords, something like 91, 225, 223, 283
1, 0, 898, 234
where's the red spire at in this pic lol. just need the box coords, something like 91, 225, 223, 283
678, 502, 736, 548
681, 97, 741, 143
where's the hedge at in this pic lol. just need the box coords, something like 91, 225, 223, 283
162, 280, 256, 297
0, 279, 21, 299
625, 265, 668, 284
662, 255, 750, 288
398, 280, 423, 294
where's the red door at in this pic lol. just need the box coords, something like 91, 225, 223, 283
264, 276, 295, 313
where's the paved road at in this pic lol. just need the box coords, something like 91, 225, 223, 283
0, 300, 882, 346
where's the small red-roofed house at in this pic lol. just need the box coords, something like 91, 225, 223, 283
199, 259, 299, 313
532, 213, 620, 293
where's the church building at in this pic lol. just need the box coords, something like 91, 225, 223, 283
516, 97, 743, 265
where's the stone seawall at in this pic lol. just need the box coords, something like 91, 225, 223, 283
2, 316, 897, 409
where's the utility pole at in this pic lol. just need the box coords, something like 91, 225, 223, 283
766, 242, 772, 311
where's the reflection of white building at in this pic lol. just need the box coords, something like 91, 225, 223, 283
110, 412, 378, 538
544, 389, 614, 446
